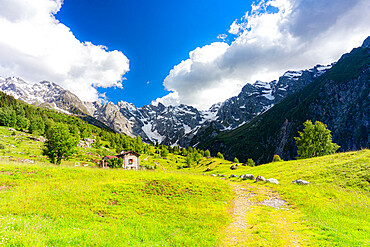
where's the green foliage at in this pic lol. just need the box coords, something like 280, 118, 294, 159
272, 154, 282, 162
160, 148, 169, 158
0, 143, 5, 149
294, 120, 340, 159
204, 149, 211, 157
181, 148, 188, 156
93, 136, 101, 148
16, 115, 30, 131
246, 158, 255, 167
43, 123, 78, 165
107, 157, 123, 168
216, 152, 224, 159
185, 154, 193, 168
173, 145, 180, 154
233, 157, 239, 163
29, 116, 45, 134
0, 107, 16, 127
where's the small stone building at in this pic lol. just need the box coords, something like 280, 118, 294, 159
101, 150, 140, 169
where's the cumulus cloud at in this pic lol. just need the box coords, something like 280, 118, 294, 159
157, 0, 370, 110
0, 0, 129, 102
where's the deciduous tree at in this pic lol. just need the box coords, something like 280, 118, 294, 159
43, 123, 78, 165
294, 120, 340, 159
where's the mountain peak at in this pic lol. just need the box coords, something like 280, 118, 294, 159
362, 36, 370, 48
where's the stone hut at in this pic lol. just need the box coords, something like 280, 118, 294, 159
101, 150, 140, 169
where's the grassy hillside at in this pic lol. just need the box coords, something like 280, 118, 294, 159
200, 149, 370, 246
0, 124, 369, 246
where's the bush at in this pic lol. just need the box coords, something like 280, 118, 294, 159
233, 157, 239, 163
107, 158, 123, 168
161, 148, 169, 158
246, 158, 255, 167
0, 143, 5, 149
216, 152, 224, 159
272, 155, 282, 162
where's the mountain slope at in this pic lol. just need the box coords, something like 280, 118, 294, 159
0, 77, 91, 115
0, 63, 331, 147
198, 42, 370, 164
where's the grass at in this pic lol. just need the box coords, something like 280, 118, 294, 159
202, 150, 370, 246
1, 126, 369, 246
0, 161, 232, 246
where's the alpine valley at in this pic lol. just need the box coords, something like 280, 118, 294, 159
0, 37, 369, 163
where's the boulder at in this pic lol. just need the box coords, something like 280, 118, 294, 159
230, 165, 237, 170
292, 179, 309, 185
211, 174, 217, 177
255, 175, 266, 182
240, 174, 254, 180
230, 174, 238, 178
84, 138, 95, 144
37, 136, 46, 142
266, 178, 279, 184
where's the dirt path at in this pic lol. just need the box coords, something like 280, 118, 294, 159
223, 183, 256, 246
222, 182, 305, 247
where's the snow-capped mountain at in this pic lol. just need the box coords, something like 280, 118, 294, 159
0, 77, 91, 115
212, 64, 333, 130
0, 63, 332, 147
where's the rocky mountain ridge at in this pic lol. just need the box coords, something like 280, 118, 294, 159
0, 63, 332, 147
0, 77, 91, 115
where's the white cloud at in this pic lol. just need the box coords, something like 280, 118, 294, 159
228, 20, 242, 35
0, 0, 129, 102
157, 0, 370, 110
217, 34, 227, 41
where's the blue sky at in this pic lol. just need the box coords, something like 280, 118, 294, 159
0, 0, 368, 110
56, 0, 253, 107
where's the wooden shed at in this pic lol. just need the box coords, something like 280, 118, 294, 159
101, 150, 140, 169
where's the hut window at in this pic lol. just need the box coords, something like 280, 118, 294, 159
129, 159, 133, 164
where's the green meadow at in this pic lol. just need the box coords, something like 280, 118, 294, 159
0, 162, 232, 246
0, 126, 369, 246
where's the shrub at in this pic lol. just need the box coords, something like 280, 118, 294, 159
233, 157, 239, 163
246, 158, 255, 167
216, 152, 224, 159
272, 155, 282, 162
107, 158, 123, 168
161, 148, 169, 158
